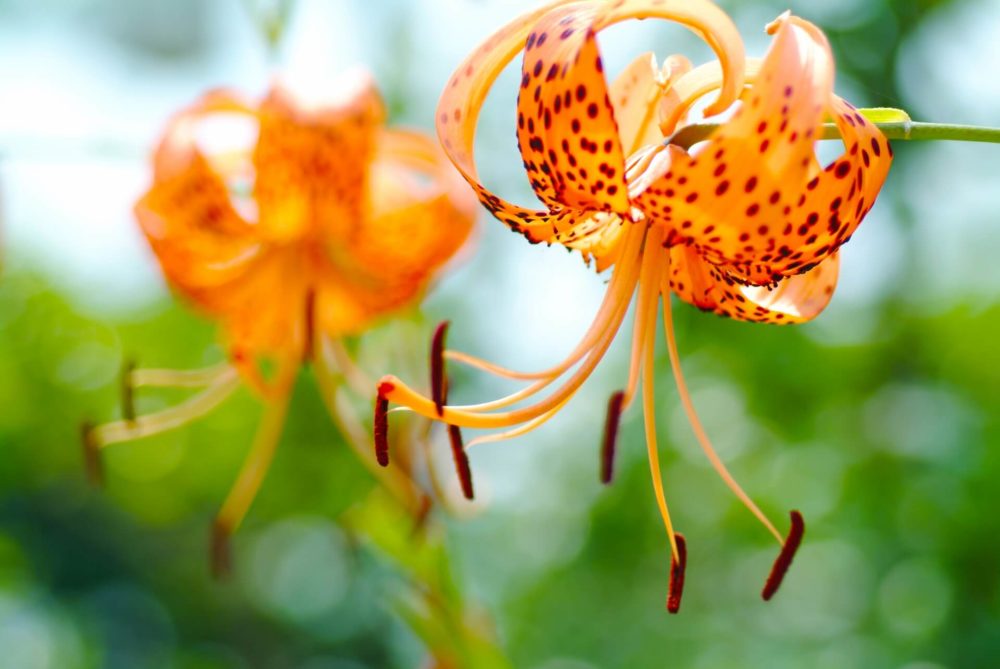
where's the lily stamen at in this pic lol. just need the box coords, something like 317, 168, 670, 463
660, 276, 784, 544
85, 367, 242, 450
430, 321, 450, 416
374, 383, 392, 467
600, 391, 625, 484
448, 424, 475, 500
667, 533, 688, 614
762, 510, 806, 601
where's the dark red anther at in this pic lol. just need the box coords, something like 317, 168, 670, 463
210, 519, 232, 580
762, 510, 805, 601
430, 321, 450, 416
667, 533, 687, 614
120, 357, 136, 423
448, 424, 474, 500
600, 390, 625, 484
374, 382, 394, 467
80, 421, 103, 487
302, 288, 317, 363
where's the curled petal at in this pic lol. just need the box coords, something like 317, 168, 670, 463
640, 15, 891, 285
668, 246, 840, 324
517, 4, 630, 214
136, 90, 262, 311
658, 58, 763, 136
592, 0, 745, 117
613, 53, 694, 156
437, 0, 744, 243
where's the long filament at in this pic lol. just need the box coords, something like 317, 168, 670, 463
621, 231, 663, 409
642, 285, 679, 561
636, 228, 680, 560
463, 396, 571, 449
660, 275, 782, 544
89, 368, 242, 446
441, 222, 646, 389
213, 359, 297, 548
381, 277, 633, 430
381, 224, 648, 428
129, 362, 232, 389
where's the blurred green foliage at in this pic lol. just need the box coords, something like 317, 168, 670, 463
1, 0, 999, 667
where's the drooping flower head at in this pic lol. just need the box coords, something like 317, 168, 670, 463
376, 0, 892, 610
83, 70, 476, 573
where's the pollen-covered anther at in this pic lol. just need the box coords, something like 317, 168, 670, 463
762, 510, 805, 601
120, 358, 136, 423
374, 382, 394, 467
80, 421, 104, 487
600, 390, 625, 484
430, 321, 451, 416
667, 533, 688, 614
448, 424, 475, 500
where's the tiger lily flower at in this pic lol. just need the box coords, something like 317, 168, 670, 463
375, 0, 892, 610
82, 70, 476, 574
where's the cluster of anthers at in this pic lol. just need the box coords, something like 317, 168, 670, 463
375, 0, 891, 611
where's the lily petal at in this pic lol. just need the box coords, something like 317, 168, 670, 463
613, 53, 693, 155
254, 72, 384, 244
638, 15, 891, 285
136, 90, 262, 306
315, 129, 476, 336
668, 245, 839, 324
436, 0, 745, 244
516, 4, 630, 214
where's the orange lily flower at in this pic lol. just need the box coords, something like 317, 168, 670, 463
83, 70, 476, 573
376, 1, 892, 610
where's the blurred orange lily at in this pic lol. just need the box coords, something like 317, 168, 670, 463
83, 70, 475, 573
376, 1, 891, 609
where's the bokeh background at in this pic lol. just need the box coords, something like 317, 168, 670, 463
1, 0, 999, 667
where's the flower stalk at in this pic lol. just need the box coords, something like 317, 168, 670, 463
669, 107, 1000, 148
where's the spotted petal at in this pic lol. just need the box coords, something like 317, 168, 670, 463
516, 4, 630, 214
638, 15, 892, 285
436, 0, 745, 244
254, 72, 384, 244
135, 90, 262, 311
667, 245, 839, 324
613, 53, 692, 155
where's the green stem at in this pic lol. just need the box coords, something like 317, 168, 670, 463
668, 121, 1000, 149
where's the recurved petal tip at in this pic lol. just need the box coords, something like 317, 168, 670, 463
765, 10, 793, 35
